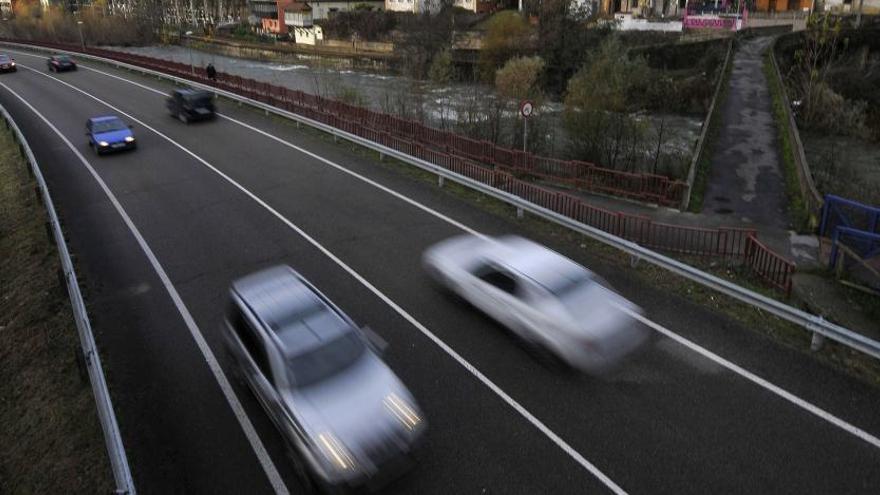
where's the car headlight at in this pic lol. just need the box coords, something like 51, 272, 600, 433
98, 141, 109, 147
124, 136, 135, 143
316, 433, 358, 472
10, 62, 15, 66
383, 393, 421, 431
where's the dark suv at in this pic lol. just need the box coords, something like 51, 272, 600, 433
166, 89, 215, 123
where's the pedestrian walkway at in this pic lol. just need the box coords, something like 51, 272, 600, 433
560, 36, 820, 268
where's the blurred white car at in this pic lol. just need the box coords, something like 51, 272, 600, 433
224, 266, 426, 491
423, 235, 649, 373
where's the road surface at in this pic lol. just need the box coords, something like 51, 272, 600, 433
1, 47, 879, 494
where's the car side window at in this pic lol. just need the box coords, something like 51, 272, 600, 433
229, 305, 273, 381
472, 263, 519, 296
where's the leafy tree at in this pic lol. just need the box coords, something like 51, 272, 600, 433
428, 49, 455, 84
563, 36, 650, 171
495, 55, 544, 101
477, 11, 533, 82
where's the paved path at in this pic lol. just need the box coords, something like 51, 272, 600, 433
703, 36, 790, 231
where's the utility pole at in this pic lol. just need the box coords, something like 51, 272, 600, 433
856, 0, 864, 27
186, 31, 195, 74
77, 21, 85, 51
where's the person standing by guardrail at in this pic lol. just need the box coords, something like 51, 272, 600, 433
206, 63, 217, 82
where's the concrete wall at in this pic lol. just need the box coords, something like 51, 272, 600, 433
614, 13, 683, 31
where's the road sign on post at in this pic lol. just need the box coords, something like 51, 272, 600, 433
520, 100, 533, 153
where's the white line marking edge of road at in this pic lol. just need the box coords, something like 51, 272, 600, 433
0, 82, 291, 495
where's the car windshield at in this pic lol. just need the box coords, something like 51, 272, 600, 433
55, 55, 71, 62
92, 120, 127, 133
286, 330, 365, 388
0, 56, 10, 63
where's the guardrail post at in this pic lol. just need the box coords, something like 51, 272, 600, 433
630, 254, 641, 268
516, 207, 524, 219
438, 176, 445, 188
811, 332, 826, 352
378, 151, 384, 162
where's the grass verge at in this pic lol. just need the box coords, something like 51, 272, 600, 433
0, 121, 113, 491
763, 44, 811, 232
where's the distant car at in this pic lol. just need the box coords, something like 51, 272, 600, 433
423, 235, 650, 373
224, 266, 426, 491
86, 116, 136, 155
0, 54, 16, 73
166, 88, 215, 123
47, 54, 76, 72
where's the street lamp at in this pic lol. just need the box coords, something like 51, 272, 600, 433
77, 21, 85, 51
185, 30, 194, 74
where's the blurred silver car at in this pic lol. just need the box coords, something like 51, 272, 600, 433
423, 235, 649, 373
223, 266, 426, 491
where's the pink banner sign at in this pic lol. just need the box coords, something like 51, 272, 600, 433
683, 16, 737, 29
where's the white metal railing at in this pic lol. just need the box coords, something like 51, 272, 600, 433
0, 104, 136, 495
3, 41, 878, 363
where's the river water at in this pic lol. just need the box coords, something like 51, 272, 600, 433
111, 44, 703, 176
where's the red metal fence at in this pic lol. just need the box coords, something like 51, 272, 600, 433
4, 38, 795, 294
745, 235, 796, 296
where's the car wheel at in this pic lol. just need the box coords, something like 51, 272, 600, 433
92, 143, 100, 156
178, 111, 189, 124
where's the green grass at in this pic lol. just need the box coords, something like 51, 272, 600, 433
763, 46, 812, 232
0, 122, 113, 492
688, 39, 734, 213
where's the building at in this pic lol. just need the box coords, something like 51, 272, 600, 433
599, 0, 684, 17
754, 0, 810, 11
249, 0, 279, 20
452, 0, 497, 12
384, 0, 442, 14
284, 0, 312, 25
256, 0, 312, 33
309, 0, 383, 19
823, 0, 880, 12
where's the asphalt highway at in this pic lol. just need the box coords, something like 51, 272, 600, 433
2, 48, 879, 494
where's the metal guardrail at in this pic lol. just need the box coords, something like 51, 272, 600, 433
0, 103, 136, 495
4, 41, 879, 363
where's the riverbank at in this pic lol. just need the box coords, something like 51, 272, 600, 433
182, 35, 396, 72
0, 116, 113, 492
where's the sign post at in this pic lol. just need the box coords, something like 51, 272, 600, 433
520, 100, 534, 153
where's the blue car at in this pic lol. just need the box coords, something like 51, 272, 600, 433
86, 116, 136, 155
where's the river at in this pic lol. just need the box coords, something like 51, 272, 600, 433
110, 44, 703, 177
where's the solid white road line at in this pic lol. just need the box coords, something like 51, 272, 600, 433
42, 55, 880, 453
626, 309, 880, 449
0, 82, 291, 495
69, 59, 487, 239
12, 65, 628, 494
